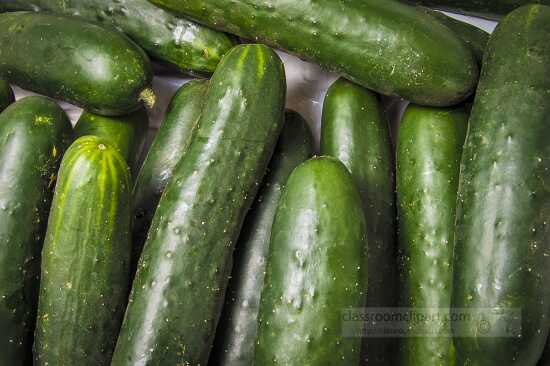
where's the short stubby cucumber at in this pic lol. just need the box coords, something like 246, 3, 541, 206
0, 12, 153, 116
210, 110, 313, 366
453, 5, 550, 365
149, 0, 478, 106
131, 79, 208, 274
0, 0, 235, 74
34, 136, 132, 366
405, 0, 550, 19
0, 79, 14, 111
0, 96, 72, 366
396, 104, 468, 366
320, 78, 396, 366
255, 156, 367, 365
112, 44, 286, 366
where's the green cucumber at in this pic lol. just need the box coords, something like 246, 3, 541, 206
0, 0, 235, 74
34, 135, 132, 366
112, 44, 286, 366
74, 108, 149, 178
255, 156, 367, 365
149, 0, 478, 106
452, 5, 550, 365
0, 79, 14, 111
0, 96, 72, 366
396, 104, 468, 366
0, 12, 153, 116
320, 78, 396, 366
405, 0, 550, 19
131, 79, 208, 274
210, 110, 313, 366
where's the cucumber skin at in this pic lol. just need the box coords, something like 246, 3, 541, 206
210, 110, 313, 366
0, 0, 235, 74
0, 12, 152, 116
396, 104, 468, 366
406, 0, 550, 19
320, 78, 396, 366
0, 96, 72, 366
131, 79, 207, 274
452, 5, 550, 365
149, 0, 478, 107
34, 136, 132, 366
0, 79, 14, 112
255, 156, 367, 365
112, 44, 286, 366
74, 108, 149, 178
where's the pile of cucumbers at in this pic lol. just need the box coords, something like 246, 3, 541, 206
0, 1, 549, 365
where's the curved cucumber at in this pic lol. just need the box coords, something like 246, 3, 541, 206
34, 136, 132, 366
0, 0, 235, 74
150, 0, 478, 106
255, 156, 367, 365
210, 110, 313, 366
396, 104, 468, 366
112, 44, 286, 366
453, 5, 550, 365
0, 96, 72, 366
320, 78, 396, 366
0, 79, 14, 112
405, 0, 550, 19
74, 108, 149, 178
0, 12, 153, 116
131, 79, 208, 273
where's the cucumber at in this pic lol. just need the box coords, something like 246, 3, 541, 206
131, 79, 207, 274
34, 135, 132, 366
0, 96, 72, 366
149, 0, 478, 106
0, 79, 14, 111
452, 5, 550, 365
210, 110, 313, 366
255, 156, 367, 365
112, 44, 286, 366
320, 78, 396, 366
405, 0, 550, 19
0, 0, 235, 74
396, 104, 468, 366
74, 108, 149, 178
0, 12, 153, 116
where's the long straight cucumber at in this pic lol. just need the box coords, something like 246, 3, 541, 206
210, 110, 313, 366
34, 136, 132, 365
320, 78, 396, 366
0, 79, 14, 112
150, 0, 478, 106
0, 96, 72, 366
452, 5, 550, 365
396, 104, 468, 366
405, 0, 550, 19
112, 44, 286, 366
0, 0, 235, 74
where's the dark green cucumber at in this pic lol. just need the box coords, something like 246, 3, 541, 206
34, 135, 131, 366
150, 0, 478, 106
0, 96, 72, 366
405, 0, 550, 19
0, 12, 153, 116
0, 79, 14, 111
112, 44, 286, 366
74, 108, 149, 178
320, 78, 396, 366
453, 5, 550, 365
210, 110, 313, 366
255, 156, 367, 365
0, 0, 235, 74
131, 79, 208, 274
396, 104, 468, 366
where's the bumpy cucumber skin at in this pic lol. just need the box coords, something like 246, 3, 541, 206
406, 0, 550, 19
112, 44, 286, 366
149, 0, 478, 106
74, 108, 149, 178
34, 136, 131, 366
0, 0, 235, 74
0, 96, 72, 366
0, 12, 153, 116
255, 156, 367, 365
396, 104, 467, 366
452, 5, 550, 365
320, 78, 396, 366
131, 79, 207, 274
0, 79, 14, 112
210, 110, 313, 366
